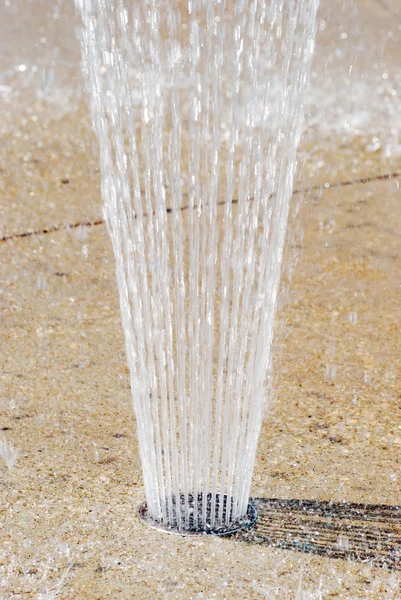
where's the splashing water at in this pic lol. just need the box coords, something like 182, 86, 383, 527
76, 0, 319, 532
0, 439, 19, 470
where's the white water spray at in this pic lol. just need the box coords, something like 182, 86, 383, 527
76, 0, 319, 533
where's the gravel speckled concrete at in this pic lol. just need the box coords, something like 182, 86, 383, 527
1, 169, 401, 598
1, 0, 401, 598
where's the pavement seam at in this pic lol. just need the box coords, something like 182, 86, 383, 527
1, 170, 400, 245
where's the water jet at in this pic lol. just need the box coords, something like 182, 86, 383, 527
76, 0, 319, 534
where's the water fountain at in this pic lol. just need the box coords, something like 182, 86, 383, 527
76, 0, 319, 534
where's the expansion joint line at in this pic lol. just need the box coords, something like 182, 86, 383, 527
1, 170, 400, 244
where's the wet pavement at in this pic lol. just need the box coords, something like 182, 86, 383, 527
1, 1, 401, 598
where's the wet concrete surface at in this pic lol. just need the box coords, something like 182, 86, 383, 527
1, 1, 401, 598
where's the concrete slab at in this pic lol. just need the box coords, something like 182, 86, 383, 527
1, 0, 401, 598
1, 173, 400, 597
1, 0, 401, 239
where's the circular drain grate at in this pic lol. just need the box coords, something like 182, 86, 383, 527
138, 493, 257, 536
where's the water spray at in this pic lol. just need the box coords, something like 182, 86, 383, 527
76, 0, 319, 535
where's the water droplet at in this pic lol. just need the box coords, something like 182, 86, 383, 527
0, 440, 19, 469
36, 274, 47, 291
325, 364, 337, 380
76, 226, 88, 242
336, 534, 350, 550
348, 311, 357, 325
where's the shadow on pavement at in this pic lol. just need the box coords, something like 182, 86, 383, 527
236, 497, 401, 570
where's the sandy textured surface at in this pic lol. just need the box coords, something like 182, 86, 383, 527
2, 161, 401, 600
1, 1, 401, 598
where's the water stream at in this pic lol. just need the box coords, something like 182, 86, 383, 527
76, 0, 319, 533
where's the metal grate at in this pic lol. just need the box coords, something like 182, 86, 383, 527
138, 493, 257, 536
